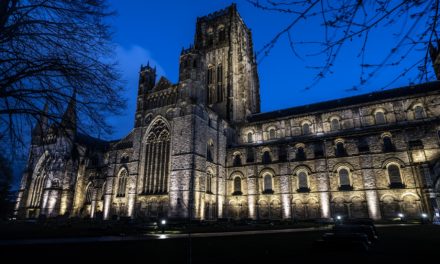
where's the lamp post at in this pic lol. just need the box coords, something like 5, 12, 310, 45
161, 219, 167, 233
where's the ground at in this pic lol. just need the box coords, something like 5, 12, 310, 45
0, 224, 439, 263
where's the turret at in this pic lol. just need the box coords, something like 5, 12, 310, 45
31, 103, 49, 145
60, 91, 77, 136
138, 62, 156, 94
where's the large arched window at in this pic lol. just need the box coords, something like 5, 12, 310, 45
331, 118, 340, 131
388, 164, 404, 188
143, 118, 171, 194
247, 132, 253, 143
206, 170, 213, 193
262, 151, 272, 164
29, 175, 46, 208
117, 169, 128, 197
414, 105, 425, 119
338, 168, 352, 191
297, 171, 310, 192
375, 111, 386, 125
233, 177, 242, 195
263, 174, 273, 193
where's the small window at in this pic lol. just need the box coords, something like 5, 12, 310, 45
338, 168, 352, 191
262, 151, 272, 164
207, 142, 214, 162
233, 154, 242, 166
388, 164, 404, 188
117, 169, 128, 197
233, 177, 242, 195
206, 171, 213, 193
383, 136, 395, 152
296, 147, 306, 161
297, 171, 310, 192
335, 142, 347, 157
375, 111, 386, 125
263, 174, 273, 193
269, 128, 276, 140
302, 123, 311, 135
414, 105, 425, 119
247, 132, 253, 143
357, 138, 370, 152
331, 118, 340, 131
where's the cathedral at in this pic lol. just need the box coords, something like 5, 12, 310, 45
15, 4, 440, 221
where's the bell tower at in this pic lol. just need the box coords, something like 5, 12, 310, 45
135, 63, 156, 127
194, 4, 260, 122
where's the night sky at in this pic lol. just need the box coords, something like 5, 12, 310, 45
107, 0, 433, 140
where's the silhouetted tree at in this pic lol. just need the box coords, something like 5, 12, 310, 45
0, 0, 125, 152
247, 0, 439, 89
0, 154, 13, 219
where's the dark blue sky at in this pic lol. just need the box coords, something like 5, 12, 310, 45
107, 0, 431, 139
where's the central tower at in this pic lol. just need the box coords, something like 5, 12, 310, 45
180, 4, 260, 122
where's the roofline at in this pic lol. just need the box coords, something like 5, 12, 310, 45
247, 81, 440, 123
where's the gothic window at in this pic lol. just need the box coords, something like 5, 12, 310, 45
233, 177, 242, 195
206, 170, 213, 193
268, 128, 276, 140
120, 156, 129, 163
383, 136, 395, 152
207, 141, 214, 162
207, 30, 214, 46
117, 169, 128, 197
233, 154, 242, 166
85, 184, 93, 204
331, 118, 340, 131
263, 174, 273, 193
297, 171, 310, 192
207, 66, 215, 104
302, 123, 311, 135
375, 111, 386, 125
388, 164, 404, 188
217, 64, 223, 102
207, 67, 214, 85
338, 168, 352, 191
143, 119, 171, 194
262, 151, 272, 164
218, 26, 226, 42
247, 132, 253, 143
414, 105, 425, 119
29, 175, 46, 208
335, 142, 347, 157
296, 147, 306, 161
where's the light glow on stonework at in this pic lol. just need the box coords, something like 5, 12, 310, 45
366, 190, 380, 220
319, 192, 330, 218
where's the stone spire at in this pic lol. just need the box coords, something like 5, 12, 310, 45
61, 91, 77, 133
429, 40, 440, 80
31, 103, 49, 145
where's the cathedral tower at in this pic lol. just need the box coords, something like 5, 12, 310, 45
194, 4, 260, 122
135, 63, 156, 127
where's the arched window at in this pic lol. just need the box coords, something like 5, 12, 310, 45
414, 105, 425, 119
207, 141, 214, 162
296, 147, 306, 161
375, 111, 386, 125
331, 118, 340, 131
85, 184, 93, 204
297, 171, 310, 192
206, 170, 213, 193
247, 132, 253, 143
217, 64, 223, 102
144, 119, 171, 194
388, 164, 404, 188
383, 136, 395, 152
268, 128, 276, 140
117, 169, 128, 197
207, 66, 215, 104
262, 151, 272, 164
29, 175, 46, 208
302, 123, 311, 135
233, 154, 242, 166
338, 168, 352, 191
233, 177, 242, 195
218, 26, 226, 42
335, 142, 347, 157
263, 174, 273, 193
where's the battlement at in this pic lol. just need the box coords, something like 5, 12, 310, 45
196, 3, 237, 22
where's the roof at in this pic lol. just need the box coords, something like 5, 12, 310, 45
248, 81, 440, 123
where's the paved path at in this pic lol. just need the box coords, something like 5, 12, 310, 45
0, 223, 417, 246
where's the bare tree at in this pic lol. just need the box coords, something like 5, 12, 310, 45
247, 0, 439, 90
0, 0, 125, 155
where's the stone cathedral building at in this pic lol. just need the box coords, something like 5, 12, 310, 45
15, 4, 440, 221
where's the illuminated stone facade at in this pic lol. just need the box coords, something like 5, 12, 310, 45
15, 4, 440, 221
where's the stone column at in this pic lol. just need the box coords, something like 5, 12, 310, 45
247, 167, 258, 219
279, 165, 291, 219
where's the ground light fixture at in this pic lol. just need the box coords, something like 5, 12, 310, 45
336, 215, 342, 220
421, 213, 428, 218
160, 219, 167, 234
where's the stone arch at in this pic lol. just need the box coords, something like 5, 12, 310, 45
382, 157, 405, 169
380, 194, 399, 219
350, 196, 368, 218
292, 198, 306, 220
401, 194, 421, 218
331, 196, 348, 218
259, 168, 276, 194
